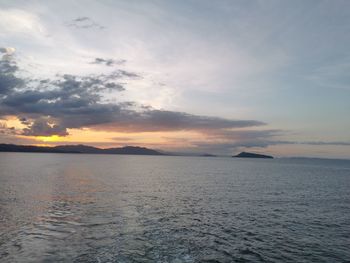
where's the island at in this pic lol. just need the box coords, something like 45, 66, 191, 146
233, 151, 273, 159
200, 153, 217, 157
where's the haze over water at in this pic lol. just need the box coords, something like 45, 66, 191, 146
0, 152, 349, 262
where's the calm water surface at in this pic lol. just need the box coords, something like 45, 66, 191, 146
0, 153, 349, 262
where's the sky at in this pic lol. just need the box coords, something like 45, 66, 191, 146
0, 0, 350, 158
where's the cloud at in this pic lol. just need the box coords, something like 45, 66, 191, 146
205, 129, 283, 140
157, 127, 350, 154
2, 48, 348, 154
0, 9, 47, 38
22, 118, 68, 137
274, 140, 350, 146
91, 58, 126, 67
160, 129, 283, 154
0, 72, 129, 135
66, 17, 105, 29
0, 49, 22, 95
0, 48, 265, 138
0, 47, 16, 55
0, 121, 17, 135
92, 110, 265, 133
189, 139, 350, 155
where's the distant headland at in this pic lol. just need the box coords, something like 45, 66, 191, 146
0, 144, 276, 159
233, 152, 273, 159
0, 144, 164, 156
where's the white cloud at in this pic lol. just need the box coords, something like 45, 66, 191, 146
0, 8, 47, 38
0, 47, 16, 54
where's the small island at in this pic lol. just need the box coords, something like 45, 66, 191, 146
200, 153, 217, 157
233, 152, 273, 159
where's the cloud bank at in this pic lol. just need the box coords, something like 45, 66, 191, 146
1, 48, 349, 154
0, 49, 264, 139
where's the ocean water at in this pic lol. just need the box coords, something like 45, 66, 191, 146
0, 153, 349, 263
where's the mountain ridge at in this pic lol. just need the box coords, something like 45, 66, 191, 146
0, 143, 164, 155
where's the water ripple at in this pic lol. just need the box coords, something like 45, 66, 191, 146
0, 154, 350, 262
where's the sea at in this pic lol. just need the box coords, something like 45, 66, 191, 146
0, 152, 349, 262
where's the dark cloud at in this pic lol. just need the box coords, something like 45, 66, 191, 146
165, 134, 279, 154
205, 129, 282, 140
158, 129, 283, 154
93, 110, 265, 133
0, 48, 265, 138
1, 73, 126, 114
0, 122, 17, 135
0, 72, 129, 135
19, 117, 30, 125
91, 58, 126, 67
22, 118, 68, 137
0, 50, 22, 95
66, 17, 105, 29
108, 69, 140, 79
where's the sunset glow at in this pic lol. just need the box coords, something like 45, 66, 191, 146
1, 2, 349, 262
0, 0, 349, 158
36, 135, 62, 142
